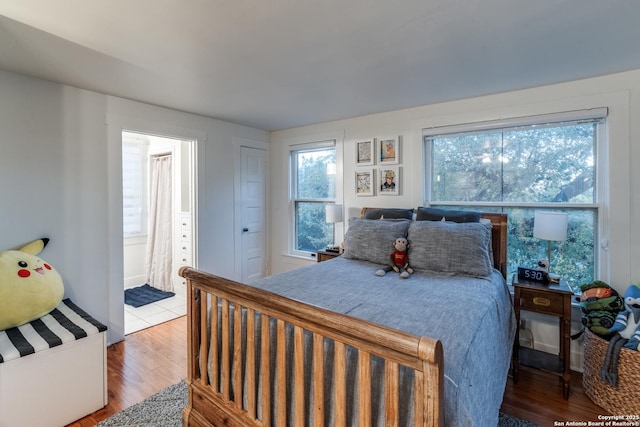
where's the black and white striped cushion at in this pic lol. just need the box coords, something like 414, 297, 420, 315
0, 299, 107, 363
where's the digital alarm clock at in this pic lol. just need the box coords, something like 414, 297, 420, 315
517, 267, 549, 284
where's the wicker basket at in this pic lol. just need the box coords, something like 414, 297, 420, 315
583, 328, 640, 413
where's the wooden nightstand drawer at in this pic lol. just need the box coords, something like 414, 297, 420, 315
316, 250, 340, 262
517, 288, 565, 316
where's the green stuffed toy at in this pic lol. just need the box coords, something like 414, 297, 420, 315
577, 280, 624, 338
0, 238, 64, 331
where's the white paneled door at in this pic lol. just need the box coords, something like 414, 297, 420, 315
241, 146, 267, 283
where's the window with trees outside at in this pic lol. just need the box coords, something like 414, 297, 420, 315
290, 142, 337, 255
424, 109, 606, 288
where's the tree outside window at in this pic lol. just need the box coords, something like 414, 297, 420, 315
426, 117, 603, 287
291, 144, 336, 254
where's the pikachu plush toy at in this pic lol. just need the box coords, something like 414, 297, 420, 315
0, 238, 64, 331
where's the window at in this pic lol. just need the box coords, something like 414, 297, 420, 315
122, 131, 147, 237
424, 109, 606, 287
290, 142, 337, 255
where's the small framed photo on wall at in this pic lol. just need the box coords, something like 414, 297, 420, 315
378, 136, 399, 165
355, 169, 374, 196
355, 139, 375, 166
379, 166, 399, 196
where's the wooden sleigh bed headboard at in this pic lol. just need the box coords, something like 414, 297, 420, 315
180, 208, 508, 427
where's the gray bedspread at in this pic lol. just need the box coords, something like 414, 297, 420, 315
249, 256, 516, 426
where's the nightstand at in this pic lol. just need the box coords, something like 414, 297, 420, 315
316, 250, 340, 262
512, 274, 573, 399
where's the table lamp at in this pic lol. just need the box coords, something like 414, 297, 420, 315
325, 204, 343, 252
533, 211, 568, 280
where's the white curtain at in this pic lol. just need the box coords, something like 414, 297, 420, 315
146, 155, 173, 292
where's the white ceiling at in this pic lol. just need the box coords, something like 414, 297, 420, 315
1, 1, 639, 131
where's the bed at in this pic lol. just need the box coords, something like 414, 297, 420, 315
180, 207, 514, 426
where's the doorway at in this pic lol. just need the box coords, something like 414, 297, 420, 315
122, 131, 196, 334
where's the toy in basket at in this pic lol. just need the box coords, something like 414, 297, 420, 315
600, 285, 640, 385
582, 284, 640, 414
576, 281, 623, 339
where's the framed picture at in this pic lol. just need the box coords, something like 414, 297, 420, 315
355, 139, 375, 166
378, 136, 399, 164
379, 166, 399, 196
355, 168, 374, 196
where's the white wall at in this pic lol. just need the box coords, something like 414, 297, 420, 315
269, 69, 640, 370
1, 70, 110, 331
123, 236, 146, 288
0, 69, 268, 344
271, 69, 638, 290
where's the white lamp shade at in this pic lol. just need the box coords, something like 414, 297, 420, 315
533, 211, 568, 241
325, 204, 343, 223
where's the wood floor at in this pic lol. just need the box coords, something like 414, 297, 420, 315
67, 316, 608, 427
66, 316, 188, 427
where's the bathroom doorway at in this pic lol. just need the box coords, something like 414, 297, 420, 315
122, 131, 196, 334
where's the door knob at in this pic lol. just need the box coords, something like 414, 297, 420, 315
242, 227, 249, 232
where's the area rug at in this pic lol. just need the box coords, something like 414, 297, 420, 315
96, 381, 186, 427
124, 284, 175, 308
96, 380, 540, 426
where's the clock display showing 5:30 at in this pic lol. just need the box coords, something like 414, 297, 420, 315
517, 267, 548, 283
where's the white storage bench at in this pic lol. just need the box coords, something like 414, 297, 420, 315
0, 299, 107, 427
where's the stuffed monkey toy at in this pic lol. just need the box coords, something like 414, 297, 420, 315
376, 237, 414, 279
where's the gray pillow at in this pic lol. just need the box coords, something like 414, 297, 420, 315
364, 208, 414, 220
407, 220, 493, 277
343, 218, 411, 265
416, 207, 480, 223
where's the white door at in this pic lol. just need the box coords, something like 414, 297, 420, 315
241, 146, 267, 283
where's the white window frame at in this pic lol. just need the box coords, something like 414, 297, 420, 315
422, 108, 608, 285
289, 140, 337, 258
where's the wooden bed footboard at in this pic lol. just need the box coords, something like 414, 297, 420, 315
180, 267, 444, 427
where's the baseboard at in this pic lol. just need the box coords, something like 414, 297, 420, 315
124, 274, 146, 289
